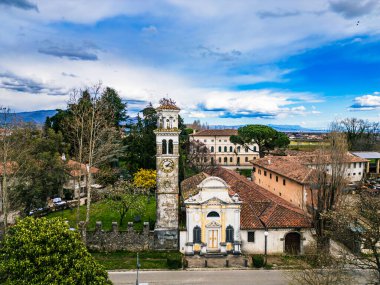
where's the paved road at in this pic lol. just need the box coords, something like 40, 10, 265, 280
108, 269, 369, 285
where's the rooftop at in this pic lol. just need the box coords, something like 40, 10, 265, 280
181, 167, 311, 229
190, 129, 238, 137
351, 151, 380, 159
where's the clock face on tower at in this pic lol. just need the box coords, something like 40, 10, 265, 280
159, 158, 175, 173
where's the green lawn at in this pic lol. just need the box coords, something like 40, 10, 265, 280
47, 197, 156, 231
92, 251, 183, 270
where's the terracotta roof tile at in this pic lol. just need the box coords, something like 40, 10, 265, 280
181, 167, 311, 230
181, 172, 210, 200
190, 129, 238, 137
67, 160, 99, 177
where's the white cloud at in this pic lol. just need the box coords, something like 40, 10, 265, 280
349, 93, 380, 111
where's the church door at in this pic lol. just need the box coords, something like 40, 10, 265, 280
208, 229, 219, 249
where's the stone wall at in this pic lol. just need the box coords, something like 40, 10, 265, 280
80, 221, 154, 252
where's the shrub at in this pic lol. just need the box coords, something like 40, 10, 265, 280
167, 256, 182, 269
252, 255, 265, 268
0, 217, 112, 285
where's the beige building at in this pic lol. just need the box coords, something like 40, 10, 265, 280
189, 129, 259, 169
251, 152, 368, 210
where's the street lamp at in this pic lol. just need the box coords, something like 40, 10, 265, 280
264, 230, 268, 266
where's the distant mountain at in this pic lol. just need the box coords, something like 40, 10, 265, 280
16, 110, 57, 125
208, 124, 325, 133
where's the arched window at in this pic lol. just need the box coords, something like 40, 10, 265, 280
162, 139, 167, 154
245, 147, 249, 153
218, 146, 222, 152
230, 146, 233, 152
230, 157, 233, 163
224, 157, 227, 164
168, 139, 173, 154
237, 157, 240, 165
207, 211, 220, 218
253, 146, 257, 152
224, 146, 227, 152
245, 157, 248, 162
226, 225, 234, 243
210, 146, 214, 153
237, 146, 241, 153
218, 157, 222, 163
193, 226, 201, 243
211, 157, 214, 164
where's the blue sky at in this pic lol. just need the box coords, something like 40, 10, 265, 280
1, 0, 380, 128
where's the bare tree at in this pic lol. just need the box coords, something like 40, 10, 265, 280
333, 118, 380, 151
0, 108, 33, 232
65, 84, 122, 241
186, 140, 215, 174
329, 191, 380, 284
310, 131, 348, 254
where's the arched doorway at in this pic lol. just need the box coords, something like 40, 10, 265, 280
285, 232, 301, 255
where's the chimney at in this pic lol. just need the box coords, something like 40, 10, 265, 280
268, 159, 271, 165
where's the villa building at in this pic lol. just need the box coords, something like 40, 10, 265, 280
189, 129, 259, 169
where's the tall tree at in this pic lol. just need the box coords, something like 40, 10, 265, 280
0, 108, 34, 232
65, 84, 122, 241
310, 131, 348, 254
122, 103, 157, 174
230, 124, 290, 158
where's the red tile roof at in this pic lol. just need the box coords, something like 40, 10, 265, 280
190, 129, 238, 137
67, 160, 99, 177
181, 167, 311, 230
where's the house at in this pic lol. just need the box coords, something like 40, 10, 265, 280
351, 152, 380, 176
180, 167, 312, 256
189, 129, 259, 169
250, 152, 368, 210
63, 158, 100, 199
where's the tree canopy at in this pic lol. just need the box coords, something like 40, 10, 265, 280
230, 124, 290, 158
0, 217, 111, 285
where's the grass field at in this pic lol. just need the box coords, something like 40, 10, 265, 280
92, 251, 183, 270
289, 140, 328, 152
47, 197, 156, 231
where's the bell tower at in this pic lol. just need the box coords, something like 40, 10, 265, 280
154, 98, 180, 249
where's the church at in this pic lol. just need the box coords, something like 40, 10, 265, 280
154, 99, 313, 255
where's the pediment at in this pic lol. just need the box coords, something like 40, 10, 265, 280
204, 197, 226, 205
206, 220, 221, 228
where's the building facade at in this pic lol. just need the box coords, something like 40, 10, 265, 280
180, 167, 312, 255
154, 100, 181, 249
251, 153, 368, 210
189, 129, 259, 169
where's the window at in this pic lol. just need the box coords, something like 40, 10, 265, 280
193, 226, 201, 243
354, 162, 357, 168
247, 231, 255, 242
224, 157, 228, 164
168, 139, 173, 154
162, 139, 167, 154
258, 170, 261, 175
219, 139, 221, 142
283, 179, 286, 186
210, 146, 214, 153
207, 211, 220, 218
245, 157, 248, 162
237, 146, 241, 153
226, 226, 234, 243
253, 167, 256, 173
211, 157, 214, 164
359, 162, 362, 168
237, 157, 240, 165
230, 146, 233, 152
224, 146, 227, 152
224, 140, 227, 142
204, 139, 207, 143
230, 157, 233, 163
353, 173, 356, 175
218, 146, 222, 152
270, 173, 272, 179
245, 147, 249, 153
276, 176, 278, 182
218, 157, 222, 163
253, 146, 257, 152
264, 171, 267, 176
204, 157, 208, 162
211, 140, 214, 142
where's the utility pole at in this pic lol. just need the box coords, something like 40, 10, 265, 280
136, 253, 140, 285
